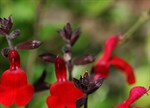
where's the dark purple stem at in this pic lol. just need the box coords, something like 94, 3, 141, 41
84, 94, 88, 108
68, 61, 73, 80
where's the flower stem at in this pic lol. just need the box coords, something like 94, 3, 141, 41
120, 10, 150, 44
67, 60, 73, 81
84, 94, 88, 108
6, 34, 13, 49
63, 45, 73, 81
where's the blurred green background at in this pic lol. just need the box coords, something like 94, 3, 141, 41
0, 0, 150, 108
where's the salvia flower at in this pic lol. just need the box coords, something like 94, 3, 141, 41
46, 56, 84, 108
94, 36, 135, 84
0, 49, 34, 106
116, 86, 150, 108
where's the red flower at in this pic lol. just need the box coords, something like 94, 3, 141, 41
47, 56, 84, 108
116, 86, 149, 108
94, 36, 135, 84
0, 49, 34, 106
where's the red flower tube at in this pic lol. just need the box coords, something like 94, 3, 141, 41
0, 49, 34, 106
116, 86, 149, 108
46, 56, 84, 108
94, 36, 135, 84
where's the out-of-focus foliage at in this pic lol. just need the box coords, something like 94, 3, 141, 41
0, 0, 150, 108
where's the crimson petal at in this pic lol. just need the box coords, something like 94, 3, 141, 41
0, 86, 15, 106
110, 56, 135, 84
47, 81, 83, 108
55, 56, 67, 82
125, 86, 148, 105
0, 85, 34, 106
101, 36, 120, 61
116, 86, 149, 108
94, 61, 110, 80
47, 96, 64, 108
16, 85, 34, 106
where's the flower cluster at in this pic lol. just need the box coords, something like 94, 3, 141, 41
0, 16, 149, 108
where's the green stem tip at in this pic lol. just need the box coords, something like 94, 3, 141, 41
120, 9, 150, 44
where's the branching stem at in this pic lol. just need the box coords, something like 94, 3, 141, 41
120, 10, 150, 44
6, 34, 13, 49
